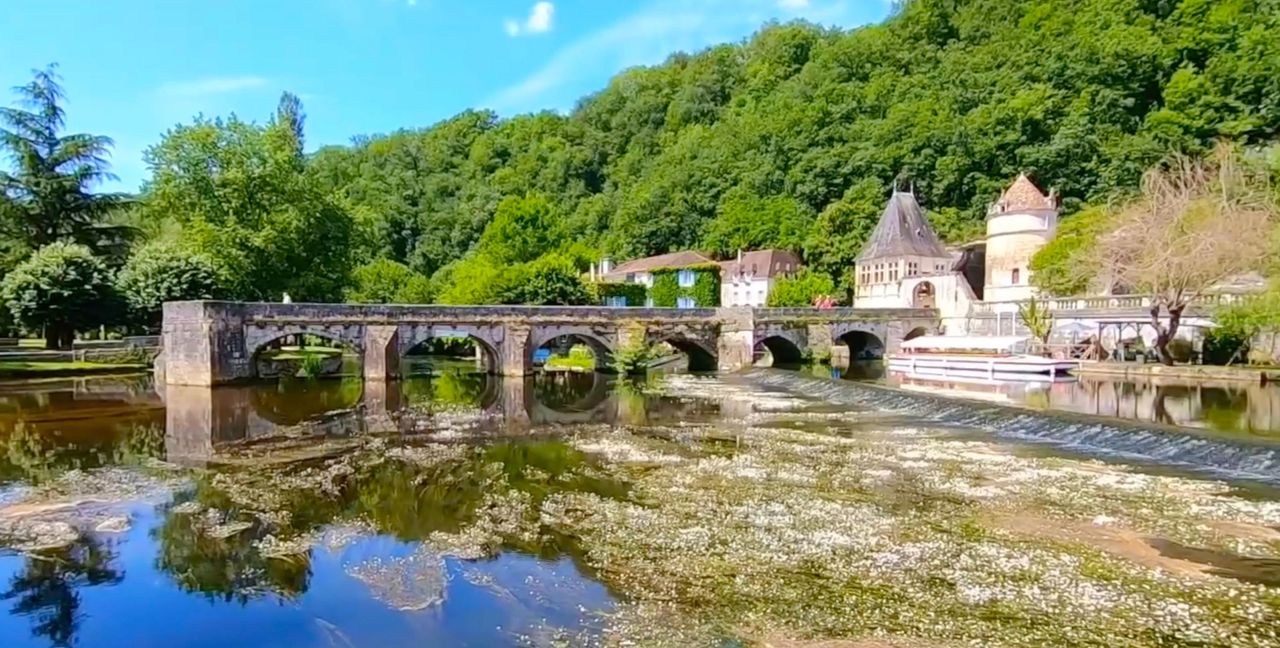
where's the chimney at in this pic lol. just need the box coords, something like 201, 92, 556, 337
600, 257, 613, 275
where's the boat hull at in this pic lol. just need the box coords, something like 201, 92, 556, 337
888, 354, 1077, 377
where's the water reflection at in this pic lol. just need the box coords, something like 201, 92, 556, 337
0, 537, 122, 647
839, 361, 1280, 437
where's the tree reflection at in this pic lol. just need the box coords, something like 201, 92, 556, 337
1, 537, 123, 647
0, 422, 164, 486
150, 439, 632, 601
152, 484, 314, 604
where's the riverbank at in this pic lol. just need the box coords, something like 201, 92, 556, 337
0, 360, 150, 378
1076, 361, 1280, 384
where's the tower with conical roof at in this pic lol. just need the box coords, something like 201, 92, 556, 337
984, 173, 1059, 303
853, 190, 954, 308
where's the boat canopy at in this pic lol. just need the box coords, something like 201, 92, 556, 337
899, 335, 1032, 354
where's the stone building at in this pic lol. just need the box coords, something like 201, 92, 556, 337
850, 176, 1061, 334
852, 190, 960, 311
719, 249, 802, 307
983, 173, 1059, 304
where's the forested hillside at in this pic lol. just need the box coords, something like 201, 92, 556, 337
310, 0, 1280, 292
3, 0, 1279, 343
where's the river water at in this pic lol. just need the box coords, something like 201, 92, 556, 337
1, 362, 1278, 647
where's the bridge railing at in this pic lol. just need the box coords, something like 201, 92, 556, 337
970, 293, 1243, 315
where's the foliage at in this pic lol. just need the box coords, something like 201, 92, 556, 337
803, 178, 885, 298
650, 266, 721, 308
594, 282, 648, 307
767, 268, 837, 307
496, 253, 593, 306
701, 189, 811, 258
309, 0, 1280, 284
1017, 298, 1055, 349
546, 345, 597, 371
1091, 145, 1279, 364
143, 101, 357, 302
0, 242, 115, 349
1029, 206, 1111, 296
115, 241, 222, 329
477, 195, 561, 265
611, 325, 660, 375
0, 65, 128, 260
1203, 327, 1250, 365
345, 258, 433, 304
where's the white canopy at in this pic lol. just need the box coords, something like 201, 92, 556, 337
900, 335, 1031, 353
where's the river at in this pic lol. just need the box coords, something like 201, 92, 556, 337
0, 362, 1278, 647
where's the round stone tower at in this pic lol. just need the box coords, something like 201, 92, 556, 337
983, 174, 1059, 304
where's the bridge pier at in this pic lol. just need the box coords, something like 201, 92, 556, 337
364, 325, 400, 381
499, 323, 532, 377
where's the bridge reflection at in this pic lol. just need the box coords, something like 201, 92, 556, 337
161, 371, 706, 462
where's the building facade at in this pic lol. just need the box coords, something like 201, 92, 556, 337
719, 249, 802, 307
851, 176, 1062, 334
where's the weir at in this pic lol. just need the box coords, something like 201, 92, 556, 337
747, 369, 1280, 485
159, 301, 936, 386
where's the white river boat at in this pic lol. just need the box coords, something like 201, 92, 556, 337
887, 336, 1079, 378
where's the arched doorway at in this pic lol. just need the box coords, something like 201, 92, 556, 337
904, 326, 929, 342
912, 282, 936, 309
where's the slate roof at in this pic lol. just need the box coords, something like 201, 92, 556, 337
855, 191, 950, 262
989, 173, 1057, 215
720, 249, 802, 279
600, 250, 716, 280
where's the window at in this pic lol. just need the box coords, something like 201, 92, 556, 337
677, 269, 696, 287
677, 296, 696, 309
907, 261, 918, 277
625, 273, 636, 283
1011, 268, 1021, 284
605, 296, 628, 307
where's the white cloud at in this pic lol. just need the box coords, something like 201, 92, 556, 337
486, 0, 879, 114
505, 1, 555, 37
157, 76, 269, 98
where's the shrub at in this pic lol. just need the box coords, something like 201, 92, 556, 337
116, 242, 222, 330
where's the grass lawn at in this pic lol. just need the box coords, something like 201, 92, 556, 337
0, 361, 148, 377
545, 346, 597, 371
264, 347, 347, 361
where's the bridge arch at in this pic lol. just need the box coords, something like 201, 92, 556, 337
400, 325, 501, 374
837, 329, 886, 360
245, 326, 363, 380
649, 333, 719, 373
756, 330, 807, 366
529, 326, 616, 372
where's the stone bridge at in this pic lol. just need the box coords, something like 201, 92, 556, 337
160, 301, 937, 386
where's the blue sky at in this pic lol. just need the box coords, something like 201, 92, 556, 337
0, 0, 890, 190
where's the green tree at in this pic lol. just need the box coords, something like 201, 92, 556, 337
804, 178, 885, 298
701, 189, 811, 258
0, 242, 115, 348
1029, 206, 1111, 296
143, 111, 357, 301
767, 269, 837, 307
0, 65, 127, 259
115, 242, 222, 330
477, 195, 560, 265
345, 258, 434, 304
497, 253, 592, 306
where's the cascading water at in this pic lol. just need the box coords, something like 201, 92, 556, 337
746, 369, 1280, 485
